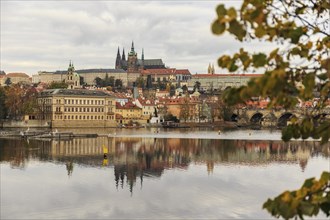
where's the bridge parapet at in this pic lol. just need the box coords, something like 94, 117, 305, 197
235, 107, 329, 127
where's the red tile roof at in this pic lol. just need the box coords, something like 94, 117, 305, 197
141, 68, 191, 75
116, 101, 141, 109
6, 72, 30, 78
192, 73, 263, 78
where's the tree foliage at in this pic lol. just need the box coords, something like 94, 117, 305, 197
212, 1, 330, 219
263, 171, 330, 219
4, 85, 38, 119
47, 81, 68, 89
180, 95, 190, 122
4, 78, 12, 86
212, 0, 330, 144
0, 87, 8, 119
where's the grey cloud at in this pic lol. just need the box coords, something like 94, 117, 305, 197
1, 1, 274, 75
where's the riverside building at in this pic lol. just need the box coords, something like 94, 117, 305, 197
38, 89, 117, 128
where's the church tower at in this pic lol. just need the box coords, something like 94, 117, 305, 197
139, 48, 145, 71
127, 41, 138, 73
115, 47, 122, 69
65, 61, 80, 89
122, 48, 126, 62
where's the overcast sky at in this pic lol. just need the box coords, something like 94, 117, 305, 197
1, 0, 275, 76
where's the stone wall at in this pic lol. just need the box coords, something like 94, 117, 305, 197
2, 120, 50, 128
51, 120, 117, 128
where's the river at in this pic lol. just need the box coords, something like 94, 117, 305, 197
1, 128, 329, 219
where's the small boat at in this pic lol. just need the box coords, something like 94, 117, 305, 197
162, 121, 189, 128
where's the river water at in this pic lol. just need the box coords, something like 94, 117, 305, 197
1, 128, 329, 219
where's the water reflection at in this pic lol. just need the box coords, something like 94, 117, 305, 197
1, 137, 329, 193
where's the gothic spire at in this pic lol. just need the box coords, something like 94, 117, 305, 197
116, 47, 121, 60
115, 46, 122, 69
208, 63, 211, 74
131, 41, 135, 52
142, 48, 144, 60
122, 48, 126, 61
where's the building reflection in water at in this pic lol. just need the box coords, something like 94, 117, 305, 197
0, 137, 329, 193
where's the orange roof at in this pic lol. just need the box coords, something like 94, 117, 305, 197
116, 101, 141, 109
141, 68, 191, 76
192, 73, 263, 78
175, 69, 191, 75
6, 72, 30, 78
137, 98, 155, 106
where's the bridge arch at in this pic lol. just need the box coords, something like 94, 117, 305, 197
313, 113, 328, 125
250, 112, 263, 124
231, 113, 238, 122
277, 112, 294, 127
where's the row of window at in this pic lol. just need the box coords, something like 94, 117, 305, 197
63, 99, 108, 105
55, 107, 105, 113
54, 115, 115, 120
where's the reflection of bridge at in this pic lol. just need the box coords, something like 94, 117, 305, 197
233, 108, 330, 127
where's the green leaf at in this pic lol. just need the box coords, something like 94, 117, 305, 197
269, 48, 279, 60
319, 202, 330, 217
227, 7, 237, 20
218, 55, 231, 68
216, 4, 227, 18
302, 178, 315, 188
212, 21, 226, 35
320, 172, 330, 183
289, 27, 304, 44
255, 25, 267, 38
228, 59, 238, 72
252, 53, 267, 67
300, 201, 316, 216
317, 73, 328, 81
228, 19, 246, 41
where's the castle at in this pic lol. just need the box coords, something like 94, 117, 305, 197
115, 41, 166, 72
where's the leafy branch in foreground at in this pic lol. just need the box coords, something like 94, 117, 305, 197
211, 1, 330, 219
212, 0, 330, 144
263, 171, 330, 219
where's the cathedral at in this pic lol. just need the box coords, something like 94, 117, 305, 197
115, 42, 166, 72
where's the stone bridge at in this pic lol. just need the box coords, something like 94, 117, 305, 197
231, 108, 330, 127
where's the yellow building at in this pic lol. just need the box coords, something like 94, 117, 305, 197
115, 101, 143, 125
38, 89, 117, 128
188, 73, 263, 91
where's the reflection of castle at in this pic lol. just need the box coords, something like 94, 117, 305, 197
1, 137, 329, 192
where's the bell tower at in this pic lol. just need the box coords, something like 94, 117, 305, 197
127, 41, 138, 73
